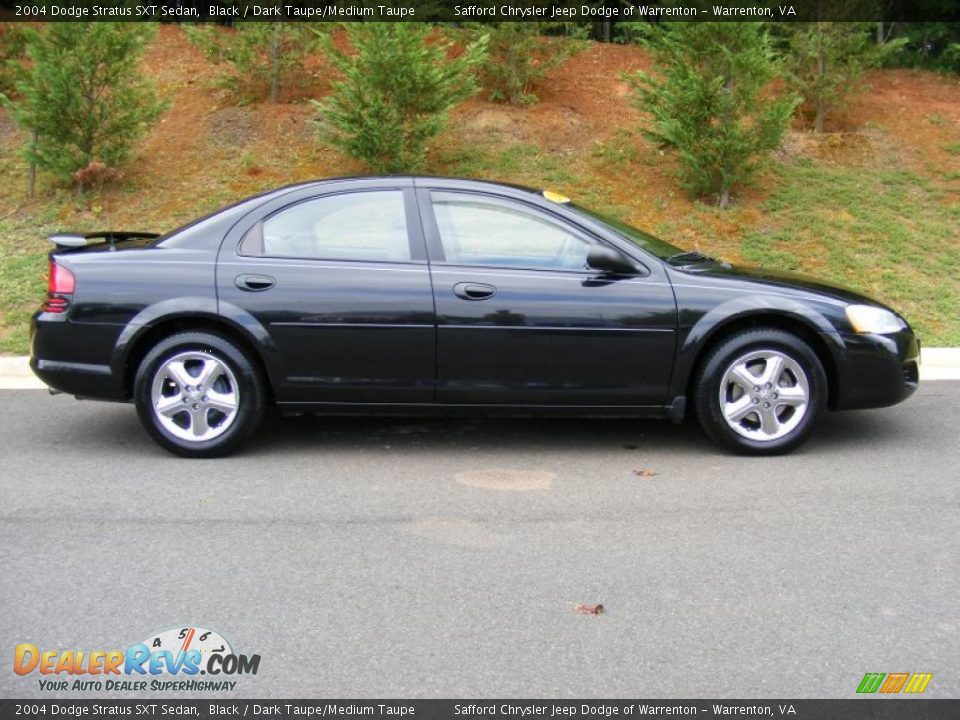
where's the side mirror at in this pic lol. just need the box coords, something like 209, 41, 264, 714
586, 245, 637, 275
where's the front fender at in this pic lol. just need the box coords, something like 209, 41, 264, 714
669, 293, 846, 401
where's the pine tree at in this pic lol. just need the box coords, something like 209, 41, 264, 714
185, 22, 320, 104
780, 22, 904, 133
627, 23, 797, 208
5, 23, 165, 193
477, 22, 573, 105
313, 24, 487, 174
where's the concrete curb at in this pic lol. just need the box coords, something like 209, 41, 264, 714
918, 348, 960, 381
0, 356, 46, 390
3, 349, 960, 390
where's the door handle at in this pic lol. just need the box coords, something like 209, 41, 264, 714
453, 282, 496, 301
235, 274, 275, 292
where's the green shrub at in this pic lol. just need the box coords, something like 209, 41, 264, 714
942, 42, 960, 72
779, 22, 905, 132
5, 23, 165, 193
185, 22, 320, 104
313, 24, 487, 173
627, 22, 796, 208
881, 21, 960, 72
478, 23, 573, 105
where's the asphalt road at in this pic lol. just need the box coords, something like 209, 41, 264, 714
0, 384, 957, 700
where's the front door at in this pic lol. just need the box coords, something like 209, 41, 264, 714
420, 189, 677, 407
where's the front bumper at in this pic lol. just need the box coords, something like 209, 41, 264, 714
833, 329, 919, 410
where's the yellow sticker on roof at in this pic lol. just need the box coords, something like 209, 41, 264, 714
542, 190, 571, 204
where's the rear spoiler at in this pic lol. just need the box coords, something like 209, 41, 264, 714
48, 231, 160, 250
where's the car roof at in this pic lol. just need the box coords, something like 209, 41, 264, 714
264, 175, 546, 199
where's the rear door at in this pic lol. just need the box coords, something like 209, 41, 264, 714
418, 187, 677, 407
217, 181, 436, 404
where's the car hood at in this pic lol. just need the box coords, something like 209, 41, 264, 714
679, 262, 884, 307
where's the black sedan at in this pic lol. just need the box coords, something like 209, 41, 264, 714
31, 177, 919, 458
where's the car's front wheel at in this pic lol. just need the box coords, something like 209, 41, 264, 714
134, 332, 265, 458
694, 328, 827, 455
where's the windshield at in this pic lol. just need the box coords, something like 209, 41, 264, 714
568, 204, 685, 260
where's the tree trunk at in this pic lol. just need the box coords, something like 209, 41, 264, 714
876, 22, 883, 44
27, 130, 37, 199
815, 24, 826, 133
270, 24, 281, 104
719, 186, 730, 209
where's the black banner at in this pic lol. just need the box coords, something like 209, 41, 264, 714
1, 0, 959, 23
1, 700, 960, 720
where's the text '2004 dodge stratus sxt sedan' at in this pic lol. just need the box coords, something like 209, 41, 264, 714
31, 177, 920, 458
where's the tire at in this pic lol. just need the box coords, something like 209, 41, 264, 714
693, 328, 827, 455
134, 332, 266, 458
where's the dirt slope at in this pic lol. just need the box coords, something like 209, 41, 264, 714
7, 25, 957, 233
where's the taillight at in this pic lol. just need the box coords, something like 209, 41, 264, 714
43, 261, 75, 313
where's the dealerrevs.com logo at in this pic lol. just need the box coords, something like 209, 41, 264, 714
13, 626, 260, 693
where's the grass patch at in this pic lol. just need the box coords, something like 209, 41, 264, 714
0, 152, 242, 356
742, 159, 960, 344
0, 222, 48, 354
433, 142, 581, 190
590, 129, 641, 167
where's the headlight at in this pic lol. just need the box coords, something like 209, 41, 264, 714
845, 304, 906, 334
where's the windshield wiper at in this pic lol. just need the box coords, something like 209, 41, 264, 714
666, 250, 717, 265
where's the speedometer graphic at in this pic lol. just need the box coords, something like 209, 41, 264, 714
140, 626, 233, 669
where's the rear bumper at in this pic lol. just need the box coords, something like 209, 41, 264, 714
30, 357, 120, 399
833, 329, 919, 410
30, 312, 126, 400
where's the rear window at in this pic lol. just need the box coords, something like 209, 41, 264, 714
156, 191, 292, 250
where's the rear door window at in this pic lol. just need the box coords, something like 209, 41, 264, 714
243, 191, 411, 262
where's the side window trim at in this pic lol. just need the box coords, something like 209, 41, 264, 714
239, 221, 264, 256
238, 188, 426, 264
416, 187, 446, 263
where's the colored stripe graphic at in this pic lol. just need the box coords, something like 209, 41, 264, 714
857, 673, 885, 693
879, 673, 910, 693
857, 672, 932, 694
903, 674, 933, 694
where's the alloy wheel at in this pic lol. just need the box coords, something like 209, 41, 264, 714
718, 349, 809, 442
150, 351, 240, 442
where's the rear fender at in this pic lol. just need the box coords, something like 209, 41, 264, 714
111, 298, 281, 395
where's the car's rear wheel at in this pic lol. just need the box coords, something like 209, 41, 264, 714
134, 332, 265, 458
694, 328, 827, 455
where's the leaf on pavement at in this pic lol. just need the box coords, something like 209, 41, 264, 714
572, 603, 604, 616
633, 468, 657, 477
